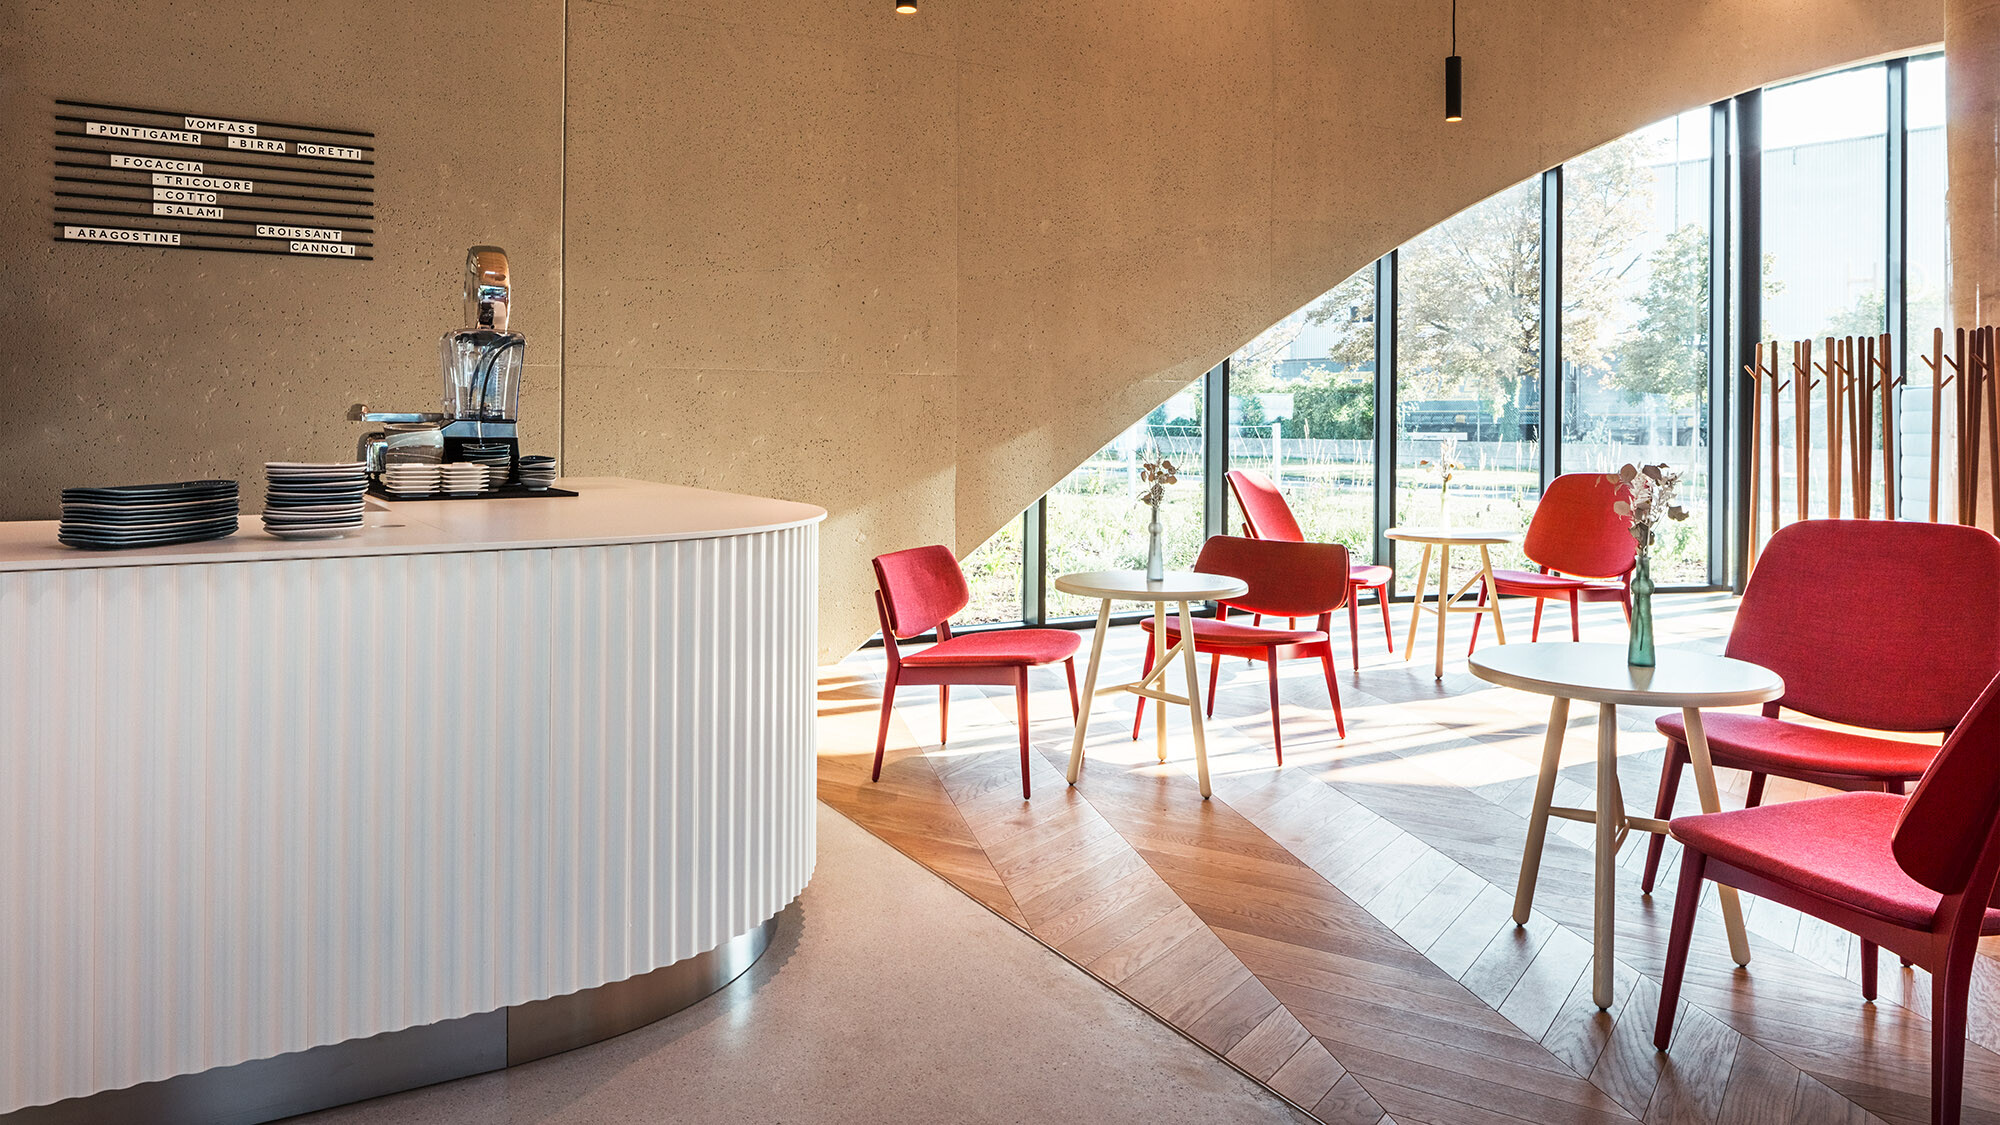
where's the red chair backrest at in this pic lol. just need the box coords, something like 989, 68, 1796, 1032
872, 545, 969, 639
1522, 472, 1636, 580
1727, 520, 2000, 732
1194, 535, 1349, 618
1226, 469, 1306, 543
1894, 670, 2000, 897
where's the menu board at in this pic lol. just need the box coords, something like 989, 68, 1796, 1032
52, 99, 375, 261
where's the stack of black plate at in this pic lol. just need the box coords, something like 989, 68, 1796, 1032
263, 462, 368, 539
59, 480, 240, 550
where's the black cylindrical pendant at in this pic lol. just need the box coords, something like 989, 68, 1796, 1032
1445, 54, 1463, 121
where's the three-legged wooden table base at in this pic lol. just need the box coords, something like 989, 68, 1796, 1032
1065, 597, 1215, 798
1512, 698, 1751, 1008
1402, 541, 1507, 679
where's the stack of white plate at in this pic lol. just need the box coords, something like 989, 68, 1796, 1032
517, 455, 557, 491
263, 462, 367, 539
441, 463, 489, 496
380, 462, 442, 496
59, 480, 239, 550
460, 443, 512, 489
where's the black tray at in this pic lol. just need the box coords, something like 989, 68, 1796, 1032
369, 483, 579, 501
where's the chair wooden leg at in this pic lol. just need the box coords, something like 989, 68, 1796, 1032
1349, 592, 1362, 668
1065, 658, 1080, 718
940, 685, 950, 747
1468, 580, 1488, 654
1015, 668, 1032, 800
1641, 740, 1688, 893
1266, 649, 1284, 765
1131, 632, 1156, 740
1321, 650, 1345, 739
1569, 591, 1581, 641
1861, 940, 1879, 1002
1532, 598, 1544, 642
1208, 651, 1221, 718
872, 674, 899, 782
1936, 944, 1976, 1125
1745, 772, 1768, 809
1654, 849, 1707, 1050
1378, 589, 1395, 654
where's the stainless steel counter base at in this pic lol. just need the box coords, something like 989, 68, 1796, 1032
2, 912, 783, 1125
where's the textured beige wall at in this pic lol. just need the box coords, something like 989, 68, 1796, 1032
3, 0, 1942, 659
0, 0, 566, 514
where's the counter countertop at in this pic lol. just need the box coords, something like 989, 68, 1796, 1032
0, 477, 827, 573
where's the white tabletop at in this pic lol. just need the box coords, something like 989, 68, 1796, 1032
1385, 526, 1519, 546
1054, 569, 1249, 602
1469, 642, 1784, 708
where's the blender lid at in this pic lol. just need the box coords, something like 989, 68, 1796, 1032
464, 246, 512, 332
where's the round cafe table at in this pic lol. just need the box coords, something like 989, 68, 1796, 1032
1469, 642, 1784, 1008
1386, 526, 1518, 679
1057, 570, 1249, 799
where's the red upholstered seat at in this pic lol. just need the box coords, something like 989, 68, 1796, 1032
1469, 473, 1635, 652
1141, 615, 1324, 648
1654, 671, 2000, 1123
1487, 567, 1594, 592
870, 544, 1080, 798
1132, 535, 1350, 757
900, 628, 1081, 667
1655, 711, 1937, 782
1225, 468, 1393, 664
1642, 520, 2000, 898
1350, 563, 1391, 588
1669, 792, 2000, 932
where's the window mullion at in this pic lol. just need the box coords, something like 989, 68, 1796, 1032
1540, 166, 1563, 488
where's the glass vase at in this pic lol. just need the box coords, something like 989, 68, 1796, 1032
1146, 512, 1165, 581
1627, 551, 1655, 667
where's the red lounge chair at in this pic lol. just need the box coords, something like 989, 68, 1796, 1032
1640, 519, 2000, 893
1226, 467, 1392, 667
1131, 535, 1349, 762
871, 545, 1081, 799
1467, 471, 1634, 653
1653, 669, 2000, 1125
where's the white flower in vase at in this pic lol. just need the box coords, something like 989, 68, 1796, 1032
1138, 454, 1178, 580
1417, 434, 1463, 525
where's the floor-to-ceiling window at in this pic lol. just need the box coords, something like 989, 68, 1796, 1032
1563, 110, 1713, 583
1394, 176, 1543, 585
897, 49, 1948, 641
1044, 385, 1207, 619
1907, 54, 1950, 518
1224, 268, 1377, 562
1761, 64, 1890, 520
957, 516, 1027, 625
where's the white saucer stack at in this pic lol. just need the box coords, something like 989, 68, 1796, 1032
440, 463, 489, 496
380, 462, 442, 496
263, 462, 367, 539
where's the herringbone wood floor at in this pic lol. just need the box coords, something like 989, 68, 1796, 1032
817, 591, 2000, 1125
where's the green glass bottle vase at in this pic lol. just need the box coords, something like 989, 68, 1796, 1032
1627, 551, 1655, 667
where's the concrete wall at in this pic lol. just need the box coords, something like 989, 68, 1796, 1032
1, 0, 566, 508
1, 0, 1942, 657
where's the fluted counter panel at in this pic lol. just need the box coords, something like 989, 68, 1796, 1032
0, 484, 820, 1114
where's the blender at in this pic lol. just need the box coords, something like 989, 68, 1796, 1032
351, 245, 528, 485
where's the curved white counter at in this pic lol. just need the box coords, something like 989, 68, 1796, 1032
0, 479, 825, 1119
